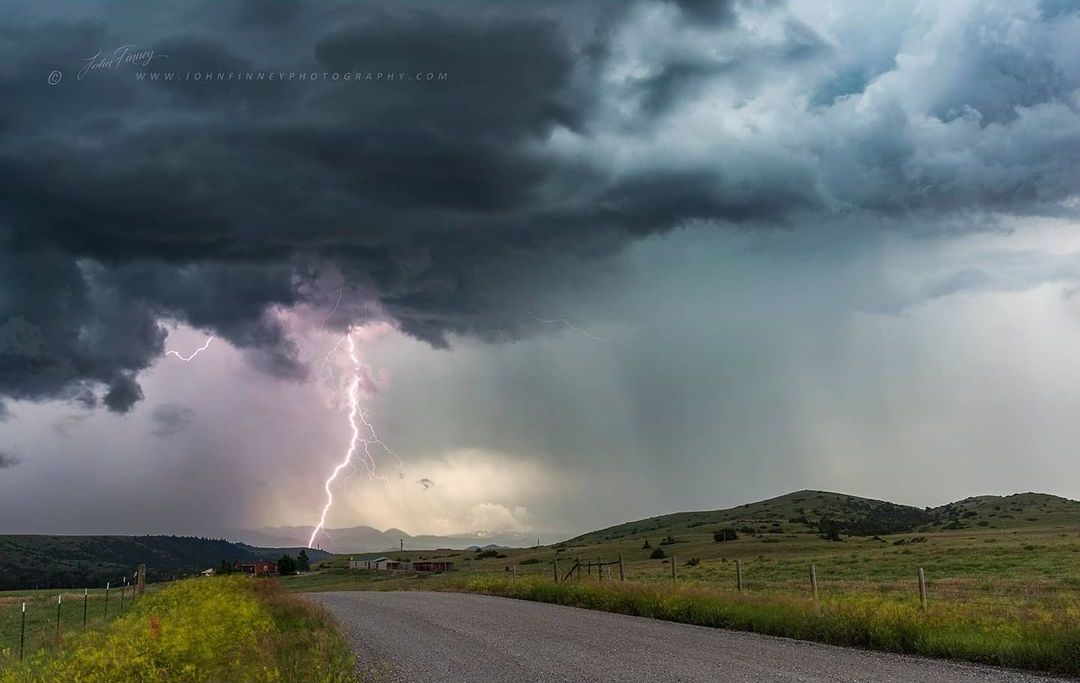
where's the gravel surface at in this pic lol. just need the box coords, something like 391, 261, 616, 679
312, 591, 1071, 683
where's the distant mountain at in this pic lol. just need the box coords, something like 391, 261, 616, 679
235, 526, 564, 554
565, 490, 1080, 546
0, 535, 332, 591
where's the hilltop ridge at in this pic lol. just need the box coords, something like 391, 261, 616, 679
567, 489, 1080, 545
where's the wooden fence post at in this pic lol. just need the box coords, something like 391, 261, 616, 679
810, 564, 819, 606
553, 557, 559, 583
136, 564, 146, 597
735, 559, 743, 592
918, 568, 927, 611
19, 602, 25, 661
671, 554, 677, 584
618, 553, 625, 581
598, 558, 603, 581
56, 594, 62, 638
512, 565, 517, 580
82, 588, 88, 629
104, 582, 110, 620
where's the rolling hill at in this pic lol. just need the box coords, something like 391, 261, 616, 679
0, 535, 331, 590
565, 490, 1080, 546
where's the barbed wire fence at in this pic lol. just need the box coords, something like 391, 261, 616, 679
489, 553, 1073, 614
0, 565, 146, 665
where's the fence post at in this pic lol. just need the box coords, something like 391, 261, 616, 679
136, 564, 146, 597
598, 558, 603, 581
19, 602, 25, 661
918, 568, 928, 611
120, 577, 126, 611
619, 553, 625, 581
576, 557, 581, 581
83, 588, 88, 629
512, 565, 517, 580
553, 557, 559, 583
810, 565, 819, 606
735, 559, 743, 592
55, 594, 62, 638
671, 554, 677, 584
104, 582, 110, 620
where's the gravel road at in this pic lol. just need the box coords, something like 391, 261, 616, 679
311, 591, 1070, 683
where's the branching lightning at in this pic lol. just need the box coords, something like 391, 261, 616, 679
526, 311, 617, 343
308, 328, 402, 549
165, 335, 215, 361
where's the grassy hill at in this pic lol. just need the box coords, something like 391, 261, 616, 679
301, 488, 1080, 595
567, 490, 1080, 545
0, 535, 330, 590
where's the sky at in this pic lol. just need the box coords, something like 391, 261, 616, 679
2, 0, 1080, 542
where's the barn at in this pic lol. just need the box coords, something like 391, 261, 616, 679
235, 560, 276, 576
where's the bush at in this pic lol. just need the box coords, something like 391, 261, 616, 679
685, 558, 700, 566
714, 528, 738, 542
641, 539, 652, 550
650, 547, 666, 560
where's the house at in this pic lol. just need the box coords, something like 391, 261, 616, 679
348, 556, 389, 570
348, 556, 441, 572
235, 560, 277, 576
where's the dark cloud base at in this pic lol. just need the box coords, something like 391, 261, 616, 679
0, 0, 1077, 412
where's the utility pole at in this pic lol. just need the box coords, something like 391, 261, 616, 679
399, 539, 404, 553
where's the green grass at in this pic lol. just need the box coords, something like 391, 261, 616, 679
0, 576, 360, 682
0, 587, 137, 662
456, 576, 1080, 675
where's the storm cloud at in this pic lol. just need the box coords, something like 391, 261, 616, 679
149, 402, 195, 439
1, 0, 1079, 414
0, 450, 21, 469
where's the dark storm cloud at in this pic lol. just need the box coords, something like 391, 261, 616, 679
149, 402, 195, 439
0, 0, 1078, 411
0, 450, 20, 469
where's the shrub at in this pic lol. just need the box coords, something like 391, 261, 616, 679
641, 539, 652, 550
650, 547, 666, 560
714, 528, 738, 542
685, 558, 700, 567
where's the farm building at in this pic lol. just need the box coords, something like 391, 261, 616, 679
347, 556, 454, 573
348, 556, 390, 570
235, 560, 276, 576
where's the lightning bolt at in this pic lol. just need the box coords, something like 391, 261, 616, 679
165, 335, 215, 361
525, 311, 616, 343
308, 328, 402, 549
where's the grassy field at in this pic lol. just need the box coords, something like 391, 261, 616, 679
0, 576, 359, 682
277, 489, 1080, 676
0, 586, 139, 663
304, 494, 1080, 605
